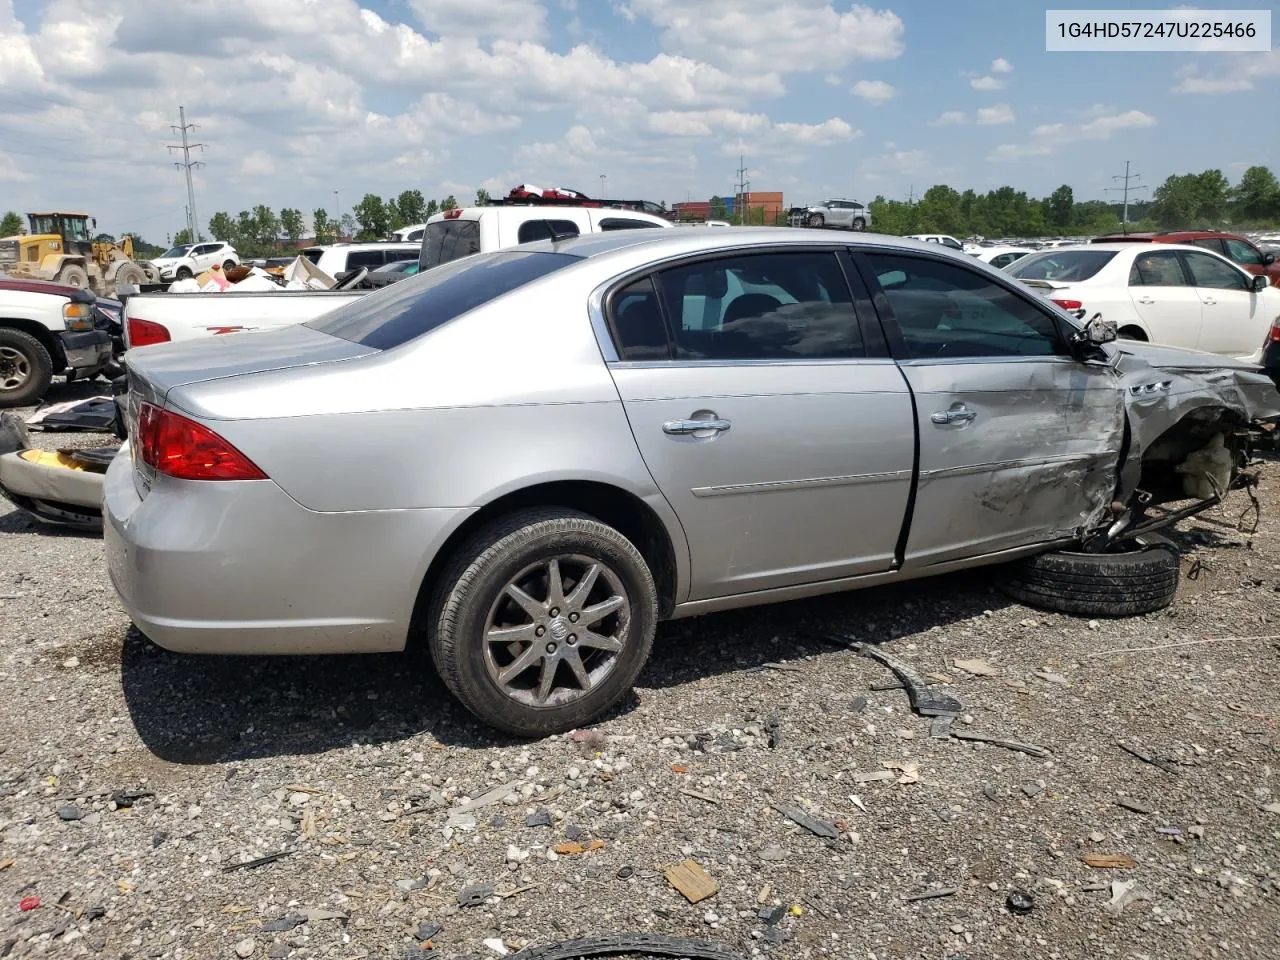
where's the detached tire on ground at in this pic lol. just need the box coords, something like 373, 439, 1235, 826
996, 535, 1180, 617
429, 508, 658, 737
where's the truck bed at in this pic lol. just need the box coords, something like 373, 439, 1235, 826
121, 289, 366, 348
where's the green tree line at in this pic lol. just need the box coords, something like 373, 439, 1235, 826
868, 165, 1279, 238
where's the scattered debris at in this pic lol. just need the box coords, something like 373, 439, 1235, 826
670, 764, 689, 775
904, 887, 957, 903
1116, 799, 1154, 815
0, 860, 11, 871
848, 641, 964, 717
1085, 635, 1279, 657
929, 716, 954, 739
1034, 670, 1069, 685
758, 845, 786, 862
222, 850, 296, 872
764, 715, 781, 748
884, 761, 920, 785
415, 922, 442, 943
455, 782, 524, 813
525, 810, 552, 828
953, 658, 1001, 677
771, 802, 839, 839
458, 883, 495, 908
758, 905, 786, 926
1116, 742, 1179, 775
982, 784, 999, 803
1021, 782, 1045, 798
762, 662, 804, 674
679, 789, 721, 806
852, 770, 896, 784
616, 866, 635, 881
870, 679, 905, 692
1005, 891, 1034, 915
497, 884, 539, 899
507, 934, 746, 960
484, 937, 511, 956
1260, 802, 1280, 815
235, 938, 256, 958
1105, 879, 1149, 915
55, 804, 82, 821
849, 696, 868, 713
554, 840, 605, 855
951, 729, 1050, 758
1082, 853, 1136, 869
110, 789, 156, 809
259, 915, 304, 933
665, 860, 719, 903
18, 896, 39, 912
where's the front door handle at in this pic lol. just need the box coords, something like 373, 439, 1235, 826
1202, 297, 1217, 306
1137, 296, 1155, 305
931, 405, 977, 425
663, 417, 732, 436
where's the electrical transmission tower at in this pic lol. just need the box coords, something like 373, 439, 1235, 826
734, 155, 750, 225
1104, 160, 1148, 233
168, 106, 205, 242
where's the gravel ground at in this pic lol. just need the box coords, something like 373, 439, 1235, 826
2, 379, 1278, 959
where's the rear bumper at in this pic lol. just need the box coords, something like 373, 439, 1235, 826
58, 329, 112, 372
103, 447, 472, 655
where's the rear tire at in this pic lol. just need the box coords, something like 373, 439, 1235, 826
55, 264, 88, 289
807, 213, 825, 228
996, 535, 1179, 617
428, 509, 658, 737
175, 266, 193, 280
111, 262, 146, 289
222, 260, 236, 271
852, 217, 867, 231
0, 328, 54, 408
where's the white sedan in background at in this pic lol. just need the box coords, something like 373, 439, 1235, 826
970, 246, 1036, 269
1007, 243, 1280, 362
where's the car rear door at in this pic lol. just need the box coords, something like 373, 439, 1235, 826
1127, 249, 1202, 345
1180, 250, 1270, 357
604, 247, 915, 600
855, 249, 1123, 568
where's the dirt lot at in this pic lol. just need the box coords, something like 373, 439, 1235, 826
1, 379, 1278, 960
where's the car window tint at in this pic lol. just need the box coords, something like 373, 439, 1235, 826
346, 250, 386, 269
517, 220, 582, 244
1182, 251, 1248, 290
599, 218, 662, 231
1128, 250, 1187, 286
1007, 250, 1115, 281
1187, 238, 1226, 255
990, 253, 1015, 269
309, 251, 579, 350
1223, 238, 1263, 266
609, 277, 670, 361
941, 237, 963, 250
420, 220, 481, 270
653, 252, 861, 361
866, 252, 1063, 360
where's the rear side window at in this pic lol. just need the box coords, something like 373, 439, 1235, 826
610, 277, 669, 361
346, 250, 387, 270
599, 218, 662, 232
309, 251, 578, 350
517, 220, 582, 244
1188, 238, 1226, 256
420, 220, 481, 270
1128, 250, 1188, 286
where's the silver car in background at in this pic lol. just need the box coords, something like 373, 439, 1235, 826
803, 199, 871, 231
105, 229, 1280, 735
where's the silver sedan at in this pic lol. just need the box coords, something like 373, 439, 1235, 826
105, 229, 1280, 735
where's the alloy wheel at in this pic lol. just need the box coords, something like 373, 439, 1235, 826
0, 346, 30, 392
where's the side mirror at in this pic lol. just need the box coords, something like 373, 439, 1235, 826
1071, 313, 1117, 354
1263, 252, 1276, 265
1253, 274, 1270, 293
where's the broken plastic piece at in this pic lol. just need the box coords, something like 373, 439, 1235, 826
458, 883, 494, 908
950, 729, 1050, 758
508, 935, 745, 960
841, 639, 964, 717
771, 802, 839, 840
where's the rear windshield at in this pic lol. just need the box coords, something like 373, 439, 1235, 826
308, 250, 578, 350
420, 219, 481, 270
1007, 250, 1116, 282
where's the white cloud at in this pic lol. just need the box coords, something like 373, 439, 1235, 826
408, 0, 549, 40
989, 108, 1156, 161
648, 108, 770, 137
1172, 50, 1279, 94
1173, 75, 1252, 94
970, 75, 1004, 91
824, 73, 842, 86
774, 117, 859, 143
239, 151, 276, 176
991, 57, 1013, 73
861, 148, 930, 176
626, 0, 906, 73
851, 79, 896, 104
930, 110, 967, 126
975, 103, 1014, 125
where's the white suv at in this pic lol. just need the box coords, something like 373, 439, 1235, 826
419, 205, 671, 270
803, 199, 871, 231
152, 241, 240, 281
301, 243, 423, 277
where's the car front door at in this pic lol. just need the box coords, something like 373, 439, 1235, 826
605, 249, 916, 600
856, 249, 1124, 568
1127, 249, 1202, 345
1180, 250, 1269, 357
829, 203, 853, 228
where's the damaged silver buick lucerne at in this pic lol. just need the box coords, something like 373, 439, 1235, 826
104, 230, 1280, 735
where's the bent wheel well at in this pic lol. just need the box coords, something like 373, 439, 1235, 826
1137, 407, 1246, 505
0, 319, 63, 370
410, 481, 680, 647
1117, 325, 1147, 341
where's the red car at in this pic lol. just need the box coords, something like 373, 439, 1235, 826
1091, 230, 1280, 287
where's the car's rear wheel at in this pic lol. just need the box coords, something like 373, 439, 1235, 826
996, 534, 1179, 617
852, 217, 867, 231
429, 509, 658, 737
807, 213, 825, 228
222, 260, 236, 271
175, 266, 193, 280
0, 328, 53, 408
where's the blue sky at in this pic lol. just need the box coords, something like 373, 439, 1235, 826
0, 0, 1275, 240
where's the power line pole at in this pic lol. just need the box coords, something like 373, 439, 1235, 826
167, 106, 204, 242
734, 155, 750, 225
1105, 160, 1148, 233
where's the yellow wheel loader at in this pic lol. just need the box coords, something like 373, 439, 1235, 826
0, 212, 161, 297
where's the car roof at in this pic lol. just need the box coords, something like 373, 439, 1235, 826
426, 206, 670, 225
1030, 242, 1236, 256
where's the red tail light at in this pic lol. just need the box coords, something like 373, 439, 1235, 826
1050, 299, 1083, 311
136, 402, 266, 481
128, 317, 171, 347
1269, 318, 1280, 344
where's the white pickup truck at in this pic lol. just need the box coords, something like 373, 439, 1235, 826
0, 277, 114, 406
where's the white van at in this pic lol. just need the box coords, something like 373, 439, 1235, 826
419, 206, 671, 270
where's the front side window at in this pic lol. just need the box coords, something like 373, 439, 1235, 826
1182, 251, 1248, 290
866, 252, 1063, 360
1128, 250, 1188, 287
309, 250, 579, 350
420, 220, 481, 270
1223, 238, 1264, 266
652, 251, 862, 361
517, 220, 581, 244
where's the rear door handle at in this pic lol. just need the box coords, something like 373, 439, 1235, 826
1137, 296, 1155, 305
931, 405, 977, 425
1202, 297, 1217, 306
663, 417, 732, 436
